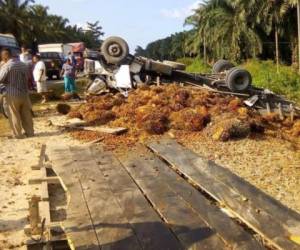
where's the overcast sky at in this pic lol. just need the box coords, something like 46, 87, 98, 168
35, 0, 201, 50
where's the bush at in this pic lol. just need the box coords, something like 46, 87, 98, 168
243, 60, 300, 103
177, 57, 211, 73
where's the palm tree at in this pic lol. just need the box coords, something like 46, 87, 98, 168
186, 0, 262, 62
0, 0, 35, 43
286, 0, 300, 73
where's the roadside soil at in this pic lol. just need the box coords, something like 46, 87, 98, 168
0, 108, 82, 250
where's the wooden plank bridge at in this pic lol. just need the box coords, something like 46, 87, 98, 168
43, 139, 300, 250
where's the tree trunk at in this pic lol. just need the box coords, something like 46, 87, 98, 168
275, 25, 280, 73
203, 35, 207, 63
291, 42, 297, 67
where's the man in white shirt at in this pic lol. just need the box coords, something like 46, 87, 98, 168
19, 46, 32, 64
32, 55, 48, 103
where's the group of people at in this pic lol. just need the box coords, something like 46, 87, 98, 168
20, 46, 77, 102
0, 46, 78, 139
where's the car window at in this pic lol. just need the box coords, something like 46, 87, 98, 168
40, 52, 61, 59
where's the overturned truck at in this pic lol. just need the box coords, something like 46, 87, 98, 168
85, 36, 300, 119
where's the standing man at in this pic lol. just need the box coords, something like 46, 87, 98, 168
32, 54, 47, 103
20, 46, 34, 90
0, 48, 34, 139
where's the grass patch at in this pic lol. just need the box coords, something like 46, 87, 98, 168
243, 60, 300, 103
177, 57, 211, 73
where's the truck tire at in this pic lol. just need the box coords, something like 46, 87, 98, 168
101, 36, 129, 65
163, 61, 186, 70
212, 59, 234, 73
225, 67, 252, 92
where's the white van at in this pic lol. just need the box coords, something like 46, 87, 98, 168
38, 43, 73, 59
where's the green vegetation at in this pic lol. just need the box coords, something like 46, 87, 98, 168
177, 57, 211, 73
135, 32, 189, 61
136, 0, 300, 103
137, 0, 299, 66
0, 0, 104, 49
243, 60, 300, 102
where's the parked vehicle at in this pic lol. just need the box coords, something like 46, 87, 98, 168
38, 43, 72, 60
40, 52, 63, 80
0, 33, 20, 57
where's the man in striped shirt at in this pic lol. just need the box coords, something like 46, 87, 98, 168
0, 48, 34, 139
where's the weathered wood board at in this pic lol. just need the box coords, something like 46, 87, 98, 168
84, 126, 128, 135
47, 141, 300, 250
89, 147, 183, 250
119, 148, 264, 250
148, 139, 300, 250
48, 145, 182, 249
68, 147, 142, 250
47, 146, 100, 250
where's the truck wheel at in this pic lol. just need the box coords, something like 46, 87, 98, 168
225, 67, 252, 92
101, 36, 129, 65
212, 59, 234, 73
163, 61, 186, 71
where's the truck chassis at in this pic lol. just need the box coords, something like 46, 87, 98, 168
85, 36, 300, 119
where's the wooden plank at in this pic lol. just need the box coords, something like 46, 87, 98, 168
134, 149, 264, 250
31, 144, 47, 170
84, 126, 128, 135
47, 145, 100, 250
69, 147, 141, 250
154, 139, 300, 225
39, 201, 51, 228
120, 151, 228, 250
148, 139, 300, 250
40, 181, 49, 202
29, 176, 60, 185
39, 165, 50, 201
89, 147, 183, 250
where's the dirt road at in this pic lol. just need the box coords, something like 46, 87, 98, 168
0, 111, 82, 249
